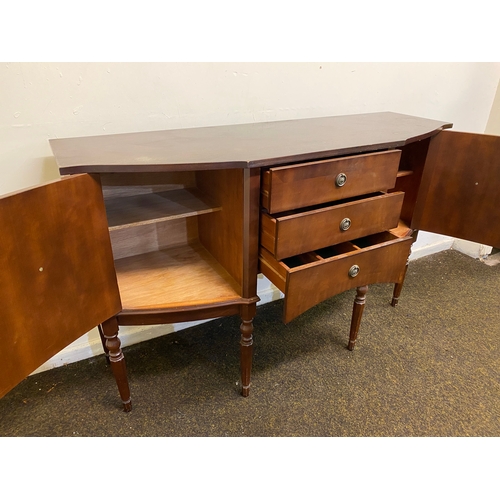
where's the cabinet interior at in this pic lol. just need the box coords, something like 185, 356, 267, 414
99, 170, 244, 311
391, 138, 431, 226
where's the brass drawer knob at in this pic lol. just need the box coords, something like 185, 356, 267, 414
348, 265, 360, 278
335, 173, 347, 187
340, 217, 351, 231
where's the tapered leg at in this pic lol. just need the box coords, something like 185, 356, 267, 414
391, 263, 409, 307
348, 285, 368, 351
97, 324, 111, 365
101, 317, 132, 412
240, 303, 256, 397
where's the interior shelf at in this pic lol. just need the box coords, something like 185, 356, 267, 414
389, 219, 413, 238
104, 188, 221, 231
114, 242, 242, 311
396, 170, 414, 178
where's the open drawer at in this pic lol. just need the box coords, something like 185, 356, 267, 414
261, 149, 402, 213
259, 231, 413, 323
261, 191, 405, 260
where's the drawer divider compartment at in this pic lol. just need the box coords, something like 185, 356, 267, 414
259, 233, 412, 323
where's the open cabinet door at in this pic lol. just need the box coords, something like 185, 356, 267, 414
413, 130, 500, 248
0, 174, 121, 399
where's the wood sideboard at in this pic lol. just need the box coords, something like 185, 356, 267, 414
1, 112, 499, 411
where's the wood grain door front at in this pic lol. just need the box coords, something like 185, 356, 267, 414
413, 130, 500, 248
0, 174, 121, 398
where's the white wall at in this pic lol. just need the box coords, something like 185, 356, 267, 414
1, 62, 499, 372
486, 79, 500, 135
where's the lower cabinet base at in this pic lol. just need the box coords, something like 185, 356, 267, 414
98, 230, 413, 411
100, 299, 259, 411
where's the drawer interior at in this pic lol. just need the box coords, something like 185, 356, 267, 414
267, 191, 386, 218
351, 231, 401, 248
259, 230, 413, 323
280, 232, 401, 270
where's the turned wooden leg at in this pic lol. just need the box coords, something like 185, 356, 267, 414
97, 324, 111, 365
391, 262, 409, 307
240, 304, 256, 397
348, 285, 368, 351
101, 317, 132, 412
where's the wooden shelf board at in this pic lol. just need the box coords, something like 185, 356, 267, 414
114, 242, 242, 311
396, 170, 414, 178
389, 219, 413, 238
105, 188, 221, 231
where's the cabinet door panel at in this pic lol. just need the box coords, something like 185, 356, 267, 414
0, 174, 121, 398
414, 130, 500, 248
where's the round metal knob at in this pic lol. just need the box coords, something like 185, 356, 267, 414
340, 218, 351, 231
335, 173, 347, 187
348, 265, 360, 278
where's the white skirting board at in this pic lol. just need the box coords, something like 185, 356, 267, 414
31, 233, 490, 375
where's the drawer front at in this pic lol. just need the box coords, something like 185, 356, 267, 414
261, 191, 405, 260
259, 232, 413, 323
261, 149, 402, 214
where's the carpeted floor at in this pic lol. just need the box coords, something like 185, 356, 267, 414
1, 249, 499, 437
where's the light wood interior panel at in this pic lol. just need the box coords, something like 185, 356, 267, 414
109, 217, 199, 260
196, 169, 244, 294
100, 171, 197, 198
104, 188, 220, 230
101, 169, 247, 311
114, 243, 241, 312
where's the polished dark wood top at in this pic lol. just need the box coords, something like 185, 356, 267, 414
50, 112, 452, 174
